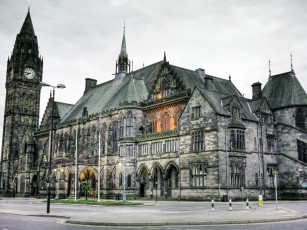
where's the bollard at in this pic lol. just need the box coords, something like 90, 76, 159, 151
211, 198, 214, 212
229, 197, 232, 211
246, 197, 249, 209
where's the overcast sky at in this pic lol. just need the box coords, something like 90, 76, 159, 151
0, 0, 307, 154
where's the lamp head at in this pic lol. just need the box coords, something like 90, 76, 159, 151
57, 84, 66, 89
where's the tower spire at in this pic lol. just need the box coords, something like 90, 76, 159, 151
116, 23, 130, 73
20, 10, 35, 35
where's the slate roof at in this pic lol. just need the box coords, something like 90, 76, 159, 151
249, 98, 262, 113
197, 87, 257, 121
60, 60, 243, 123
262, 71, 307, 109
56, 102, 74, 119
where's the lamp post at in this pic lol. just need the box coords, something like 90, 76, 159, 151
40, 82, 66, 214
119, 162, 128, 202
54, 168, 63, 200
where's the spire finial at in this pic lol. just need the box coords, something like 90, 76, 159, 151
164, 51, 166, 62
290, 52, 293, 71
143, 62, 144, 67
269, 59, 271, 77
28, 6, 30, 13
123, 20, 125, 35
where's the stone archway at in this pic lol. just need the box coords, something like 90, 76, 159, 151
166, 164, 179, 197
67, 171, 73, 198
138, 166, 150, 197
152, 164, 164, 197
80, 168, 97, 197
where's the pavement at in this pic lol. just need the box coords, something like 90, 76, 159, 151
0, 198, 307, 226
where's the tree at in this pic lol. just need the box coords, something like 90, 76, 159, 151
81, 180, 93, 200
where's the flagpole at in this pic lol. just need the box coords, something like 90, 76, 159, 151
75, 121, 78, 202
98, 112, 101, 202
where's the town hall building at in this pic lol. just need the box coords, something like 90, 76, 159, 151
1, 11, 306, 200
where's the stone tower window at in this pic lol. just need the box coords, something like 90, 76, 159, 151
297, 139, 307, 163
295, 108, 305, 130
126, 113, 133, 136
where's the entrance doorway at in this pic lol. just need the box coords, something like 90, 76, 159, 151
80, 168, 96, 197
140, 183, 146, 197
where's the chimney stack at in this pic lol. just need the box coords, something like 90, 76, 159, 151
204, 75, 214, 90
251, 82, 262, 100
195, 68, 205, 78
84, 78, 97, 95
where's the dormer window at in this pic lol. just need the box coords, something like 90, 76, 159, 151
232, 107, 241, 119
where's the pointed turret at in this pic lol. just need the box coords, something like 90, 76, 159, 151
20, 10, 35, 35
116, 24, 130, 73
120, 30, 127, 57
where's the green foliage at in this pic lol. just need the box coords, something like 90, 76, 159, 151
80, 180, 93, 200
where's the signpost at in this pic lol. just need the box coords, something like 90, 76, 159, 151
259, 195, 263, 206
274, 171, 278, 210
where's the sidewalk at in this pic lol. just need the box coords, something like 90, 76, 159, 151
1, 198, 306, 226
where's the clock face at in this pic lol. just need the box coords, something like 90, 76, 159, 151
24, 68, 36, 79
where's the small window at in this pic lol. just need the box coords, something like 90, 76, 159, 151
230, 130, 245, 150
192, 106, 201, 119
267, 137, 274, 152
191, 130, 204, 151
191, 164, 207, 187
126, 145, 134, 156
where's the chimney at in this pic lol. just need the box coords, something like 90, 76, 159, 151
84, 78, 97, 95
204, 75, 214, 90
195, 68, 205, 78
251, 82, 262, 100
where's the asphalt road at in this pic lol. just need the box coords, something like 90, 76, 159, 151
1, 213, 307, 230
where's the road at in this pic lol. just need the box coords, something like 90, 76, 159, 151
0, 213, 307, 230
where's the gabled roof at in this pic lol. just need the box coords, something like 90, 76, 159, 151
60, 60, 243, 123
20, 11, 35, 35
197, 87, 257, 121
262, 71, 307, 109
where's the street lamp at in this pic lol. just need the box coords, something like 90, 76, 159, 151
119, 162, 128, 202
40, 82, 66, 214
53, 168, 63, 200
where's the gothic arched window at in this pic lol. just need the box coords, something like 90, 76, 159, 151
296, 108, 305, 130
126, 113, 133, 136
161, 79, 170, 98
162, 112, 170, 131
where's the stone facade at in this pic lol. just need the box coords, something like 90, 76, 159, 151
1, 12, 307, 201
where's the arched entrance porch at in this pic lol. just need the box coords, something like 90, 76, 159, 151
80, 168, 97, 198
138, 165, 150, 197
165, 164, 179, 198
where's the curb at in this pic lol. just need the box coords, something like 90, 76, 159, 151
64, 215, 307, 227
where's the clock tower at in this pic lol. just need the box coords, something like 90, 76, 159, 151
0, 10, 43, 195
